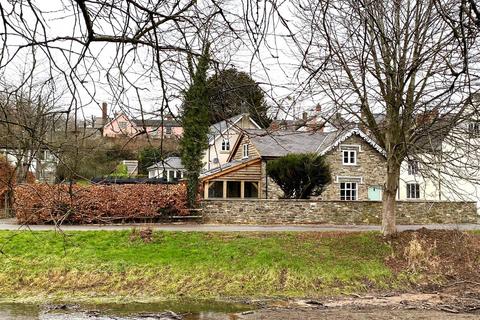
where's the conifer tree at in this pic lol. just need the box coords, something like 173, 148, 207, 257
180, 45, 210, 207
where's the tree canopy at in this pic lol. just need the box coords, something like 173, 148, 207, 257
207, 68, 270, 127
266, 153, 331, 199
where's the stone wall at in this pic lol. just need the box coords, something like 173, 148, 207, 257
321, 135, 387, 201
201, 199, 478, 225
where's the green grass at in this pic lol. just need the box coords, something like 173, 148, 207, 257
0, 230, 396, 303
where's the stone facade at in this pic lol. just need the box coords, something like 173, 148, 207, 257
201, 199, 478, 225
321, 135, 387, 201
257, 135, 387, 201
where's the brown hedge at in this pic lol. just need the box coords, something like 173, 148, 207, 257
14, 183, 188, 224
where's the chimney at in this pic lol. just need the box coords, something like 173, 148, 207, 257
269, 121, 279, 131
102, 102, 108, 124
302, 111, 308, 121
315, 104, 321, 112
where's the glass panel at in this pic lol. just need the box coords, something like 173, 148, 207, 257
227, 181, 241, 198
244, 182, 259, 198
169, 170, 175, 181
208, 181, 224, 198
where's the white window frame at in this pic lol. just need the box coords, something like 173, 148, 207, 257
407, 160, 419, 175
342, 150, 357, 165
221, 138, 230, 151
406, 183, 420, 199
242, 144, 249, 158
340, 182, 358, 201
468, 122, 480, 137
165, 126, 172, 135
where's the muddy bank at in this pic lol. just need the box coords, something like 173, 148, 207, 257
3, 288, 480, 320
0, 292, 480, 320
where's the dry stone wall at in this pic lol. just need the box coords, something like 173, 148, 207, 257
201, 199, 478, 225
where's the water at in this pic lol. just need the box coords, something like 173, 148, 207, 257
0, 301, 251, 320
0, 302, 479, 319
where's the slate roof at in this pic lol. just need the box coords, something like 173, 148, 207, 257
132, 119, 180, 127
147, 156, 184, 170
207, 114, 244, 143
244, 129, 344, 158
200, 157, 253, 178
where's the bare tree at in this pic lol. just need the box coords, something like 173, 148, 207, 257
291, 0, 480, 235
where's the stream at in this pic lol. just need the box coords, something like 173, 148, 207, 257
1, 301, 479, 319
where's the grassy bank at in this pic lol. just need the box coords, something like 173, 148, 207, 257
0, 230, 401, 303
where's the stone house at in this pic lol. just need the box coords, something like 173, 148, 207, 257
200, 127, 388, 201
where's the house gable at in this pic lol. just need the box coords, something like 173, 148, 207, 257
208, 114, 262, 145
228, 133, 261, 162
318, 128, 386, 157
320, 134, 387, 201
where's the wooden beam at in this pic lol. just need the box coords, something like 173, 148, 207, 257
204, 181, 209, 199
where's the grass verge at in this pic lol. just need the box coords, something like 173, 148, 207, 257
0, 230, 402, 303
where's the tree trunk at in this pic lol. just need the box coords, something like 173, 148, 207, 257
382, 157, 401, 236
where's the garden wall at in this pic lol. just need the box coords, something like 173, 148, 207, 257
201, 199, 478, 225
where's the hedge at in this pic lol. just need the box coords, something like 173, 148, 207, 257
14, 183, 188, 224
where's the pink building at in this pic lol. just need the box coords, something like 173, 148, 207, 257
99, 103, 182, 139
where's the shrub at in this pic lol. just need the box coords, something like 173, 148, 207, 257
266, 153, 331, 199
14, 183, 188, 224
110, 163, 129, 178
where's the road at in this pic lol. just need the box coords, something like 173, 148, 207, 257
0, 218, 478, 232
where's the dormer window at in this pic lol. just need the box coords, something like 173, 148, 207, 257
342, 150, 357, 165
468, 122, 480, 137
242, 144, 249, 158
407, 160, 419, 175
221, 139, 230, 151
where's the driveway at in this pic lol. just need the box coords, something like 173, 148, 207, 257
0, 218, 479, 232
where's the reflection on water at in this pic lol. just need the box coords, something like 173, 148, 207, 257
0, 301, 250, 320
1, 302, 479, 320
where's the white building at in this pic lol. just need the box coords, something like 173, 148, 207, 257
147, 156, 185, 182
203, 114, 261, 171
0, 148, 57, 183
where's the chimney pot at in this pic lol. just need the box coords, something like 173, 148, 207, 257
102, 102, 108, 124
315, 104, 321, 112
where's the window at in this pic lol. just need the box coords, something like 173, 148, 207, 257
176, 170, 183, 179
119, 122, 128, 130
406, 183, 420, 199
165, 126, 172, 135
242, 144, 249, 158
342, 150, 357, 165
407, 160, 419, 175
340, 182, 357, 200
244, 181, 259, 198
468, 122, 480, 137
221, 139, 230, 151
168, 170, 175, 181
208, 181, 224, 198
227, 181, 241, 198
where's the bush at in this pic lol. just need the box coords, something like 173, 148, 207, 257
266, 153, 331, 199
14, 183, 188, 224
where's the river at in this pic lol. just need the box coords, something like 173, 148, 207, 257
1, 302, 479, 319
